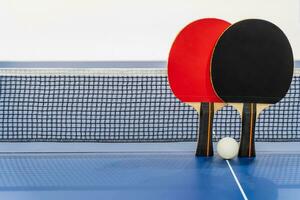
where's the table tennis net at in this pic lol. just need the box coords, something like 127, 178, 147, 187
0, 67, 299, 143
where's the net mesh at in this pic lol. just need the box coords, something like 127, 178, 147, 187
0, 67, 299, 143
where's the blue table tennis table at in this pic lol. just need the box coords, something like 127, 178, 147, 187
0, 142, 298, 200
0, 61, 298, 199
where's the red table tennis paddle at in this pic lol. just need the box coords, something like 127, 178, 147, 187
168, 18, 231, 156
211, 19, 294, 157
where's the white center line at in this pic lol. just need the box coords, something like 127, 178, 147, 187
226, 160, 248, 200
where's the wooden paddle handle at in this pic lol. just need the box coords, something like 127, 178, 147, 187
238, 103, 256, 157
196, 103, 214, 156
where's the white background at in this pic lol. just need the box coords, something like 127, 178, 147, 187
0, 0, 299, 61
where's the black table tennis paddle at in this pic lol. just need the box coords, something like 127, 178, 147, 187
211, 19, 294, 157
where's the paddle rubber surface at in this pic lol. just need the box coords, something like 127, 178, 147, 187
168, 18, 231, 103
211, 19, 294, 103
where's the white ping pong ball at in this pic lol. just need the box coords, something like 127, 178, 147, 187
217, 137, 239, 160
